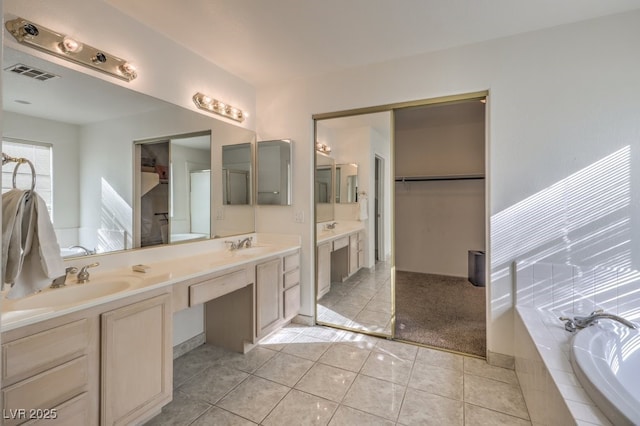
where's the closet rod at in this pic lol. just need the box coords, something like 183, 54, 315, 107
395, 174, 485, 182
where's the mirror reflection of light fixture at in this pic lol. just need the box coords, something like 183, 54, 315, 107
316, 142, 331, 154
192, 92, 245, 122
5, 17, 138, 82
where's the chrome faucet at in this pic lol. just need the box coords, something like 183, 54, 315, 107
325, 222, 338, 230
69, 245, 95, 255
237, 237, 253, 249
560, 310, 637, 332
51, 266, 79, 288
225, 237, 253, 251
77, 262, 100, 283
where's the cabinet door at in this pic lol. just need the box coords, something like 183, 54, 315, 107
256, 258, 282, 338
317, 242, 331, 299
349, 234, 359, 275
101, 293, 172, 426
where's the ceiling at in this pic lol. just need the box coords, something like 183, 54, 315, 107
107, 0, 640, 87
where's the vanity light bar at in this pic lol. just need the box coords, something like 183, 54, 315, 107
5, 17, 137, 82
192, 92, 245, 123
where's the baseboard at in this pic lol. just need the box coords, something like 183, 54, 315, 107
487, 350, 515, 370
292, 314, 314, 326
173, 333, 205, 359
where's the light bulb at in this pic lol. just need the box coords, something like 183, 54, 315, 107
119, 62, 137, 80
60, 36, 82, 53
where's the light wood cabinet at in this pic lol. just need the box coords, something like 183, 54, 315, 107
283, 251, 301, 321
101, 293, 172, 426
256, 258, 282, 339
349, 233, 359, 275
1, 317, 97, 426
317, 242, 331, 299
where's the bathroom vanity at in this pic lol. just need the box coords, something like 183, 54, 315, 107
316, 222, 365, 299
1, 237, 300, 425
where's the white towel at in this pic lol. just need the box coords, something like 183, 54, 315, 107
359, 195, 368, 221
2, 189, 65, 299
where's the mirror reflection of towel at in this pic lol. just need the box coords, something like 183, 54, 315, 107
2, 189, 65, 298
359, 195, 368, 221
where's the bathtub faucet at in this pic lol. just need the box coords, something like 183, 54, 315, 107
560, 310, 637, 332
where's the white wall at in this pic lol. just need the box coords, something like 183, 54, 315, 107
395, 112, 485, 276
256, 11, 640, 358
3, 111, 81, 246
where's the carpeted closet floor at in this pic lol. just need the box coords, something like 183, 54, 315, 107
394, 271, 486, 357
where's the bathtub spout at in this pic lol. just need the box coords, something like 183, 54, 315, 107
573, 311, 637, 330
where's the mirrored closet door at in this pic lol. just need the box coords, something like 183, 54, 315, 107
314, 111, 394, 337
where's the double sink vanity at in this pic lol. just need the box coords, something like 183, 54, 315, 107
1, 235, 300, 425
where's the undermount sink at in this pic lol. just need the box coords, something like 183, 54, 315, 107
6, 277, 139, 311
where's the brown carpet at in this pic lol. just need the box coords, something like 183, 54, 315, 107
395, 271, 486, 357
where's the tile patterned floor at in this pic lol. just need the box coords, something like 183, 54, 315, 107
146, 325, 531, 425
317, 262, 393, 335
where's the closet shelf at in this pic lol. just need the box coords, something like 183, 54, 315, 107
395, 173, 485, 182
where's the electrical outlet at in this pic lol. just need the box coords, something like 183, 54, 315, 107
215, 207, 224, 220
294, 210, 304, 223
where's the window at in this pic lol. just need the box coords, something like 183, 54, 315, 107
2, 139, 54, 219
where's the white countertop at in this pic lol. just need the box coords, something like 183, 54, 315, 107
317, 221, 365, 244
2, 238, 300, 332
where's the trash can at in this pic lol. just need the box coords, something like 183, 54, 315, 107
468, 250, 485, 287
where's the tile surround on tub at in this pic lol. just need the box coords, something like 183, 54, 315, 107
515, 306, 612, 425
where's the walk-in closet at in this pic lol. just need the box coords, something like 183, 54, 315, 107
394, 99, 486, 357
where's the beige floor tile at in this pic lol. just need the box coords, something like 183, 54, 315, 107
300, 325, 346, 342
282, 335, 332, 361
360, 350, 413, 385
318, 343, 371, 372
334, 331, 378, 350
328, 406, 395, 426
262, 389, 338, 426
191, 406, 257, 425
178, 364, 248, 404
145, 391, 211, 426
254, 352, 314, 386
408, 362, 463, 400
258, 329, 301, 352
353, 309, 392, 333
464, 375, 530, 420
294, 363, 357, 402
374, 339, 418, 361
464, 357, 519, 386
217, 376, 290, 423
342, 374, 405, 421
216, 346, 277, 373
364, 298, 393, 314
415, 346, 464, 371
464, 403, 532, 426
398, 388, 463, 426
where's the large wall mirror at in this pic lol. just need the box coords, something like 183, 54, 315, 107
314, 111, 393, 337
256, 139, 292, 205
2, 46, 256, 258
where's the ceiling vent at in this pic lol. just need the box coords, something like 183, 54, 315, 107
4, 63, 59, 81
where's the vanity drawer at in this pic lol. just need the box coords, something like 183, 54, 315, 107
283, 252, 299, 272
190, 269, 248, 306
24, 392, 90, 426
2, 319, 89, 383
333, 236, 349, 251
284, 268, 300, 289
283, 284, 300, 320
2, 356, 88, 426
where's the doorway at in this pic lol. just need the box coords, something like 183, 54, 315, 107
375, 155, 384, 262
393, 98, 487, 357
